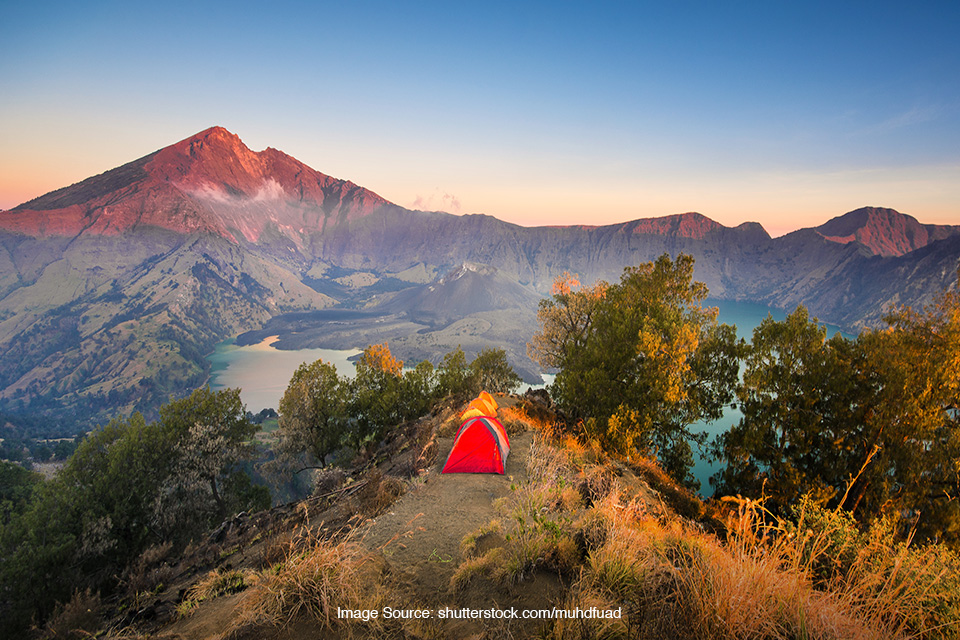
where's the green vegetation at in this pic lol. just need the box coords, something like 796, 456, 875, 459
715, 284, 960, 544
4, 250, 959, 638
532, 253, 960, 547
467, 347, 523, 394
276, 343, 523, 467
278, 359, 348, 465
529, 254, 743, 487
0, 387, 269, 637
450, 415, 960, 639
0, 462, 41, 524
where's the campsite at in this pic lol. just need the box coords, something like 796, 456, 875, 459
39, 380, 946, 640
85, 391, 698, 640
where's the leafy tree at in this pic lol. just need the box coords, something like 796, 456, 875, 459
468, 347, 522, 394
0, 388, 267, 638
436, 347, 471, 398
0, 462, 40, 525
347, 343, 406, 448
277, 359, 348, 467
528, 272, 609, 371
714, 307, 871, 510
401, 359, 437, 419
716, 284, 960, 544
154, 387, 268, 532
530, 254, 742, 485
275, 346, 442, 464
856, 288, 960, 541
0, 412, 170, 635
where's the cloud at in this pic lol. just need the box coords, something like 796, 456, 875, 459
411, 188, 462, 213
857, 103, 950, 136
186, 178, 286, 204
252, 178, 286, 202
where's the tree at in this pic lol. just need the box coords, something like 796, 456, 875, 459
436, 347, 471, 398
530, 254, 742, 485
0, 388, 268, 637
468, 347, 523, 394
348, 343, 405, 448
528, 272, 608, 371
401, 359, 437, 419
277, 359, 348, 467
0, 412, 171, 634
716, 284, 960, 544
714, 307, 870, 510
858, 287, 960, 541
154, 387, 267, 532
0, 462, 41, 525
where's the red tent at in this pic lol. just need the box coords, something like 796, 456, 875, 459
441, 416, 511, 474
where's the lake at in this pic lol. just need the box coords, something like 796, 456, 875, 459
208, 336, 362, 413
208, 300, 853, 495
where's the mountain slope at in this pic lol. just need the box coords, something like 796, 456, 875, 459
3, 127, 390, 242
0, 230, 332, 428
815, 206, 960, 257
1, 126, 957, 431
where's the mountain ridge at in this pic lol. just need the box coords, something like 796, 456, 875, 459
3, 126, 391, 242
814, 206, 960, 257
7, 127, 953, 263
1, 126, 957, 431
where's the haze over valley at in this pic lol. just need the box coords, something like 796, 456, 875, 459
0, 126, 957, 433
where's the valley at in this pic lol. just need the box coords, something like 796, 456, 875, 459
0, 126, 957, 435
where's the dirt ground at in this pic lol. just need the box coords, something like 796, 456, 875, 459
158, 404, 567, 640
359, 431, 532, 603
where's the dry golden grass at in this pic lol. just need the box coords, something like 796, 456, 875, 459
184, 569, 260, 602
720, 495, 960, 639
499, 405, 562, 439
458, 413, 960, 640
630, 455, 706, 520
233, 529, 375, 632
41, 588, 102, 640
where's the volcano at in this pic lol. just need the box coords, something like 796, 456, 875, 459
1, 126, 957, 432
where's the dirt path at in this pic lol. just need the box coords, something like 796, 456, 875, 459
358, 431, 533, 605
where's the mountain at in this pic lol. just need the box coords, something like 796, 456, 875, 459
1, 126, 957, 432
815, 206, 960, 257
4, 126, 389, 241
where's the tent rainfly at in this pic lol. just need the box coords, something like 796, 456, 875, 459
441, 415, 511, 474
460, 391, 499, 422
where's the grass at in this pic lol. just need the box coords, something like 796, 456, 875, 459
450, 408, 960, 640
177, 568, 257, 618
224, 525, 411, 638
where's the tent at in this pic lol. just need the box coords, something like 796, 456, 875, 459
460, 391, 499, 422
441, 416, 511, 474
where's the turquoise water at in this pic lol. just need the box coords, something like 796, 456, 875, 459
208, 339, 557, 412
207, 300, 854, 495
689, 300, 854, 495
207, 337, 361, 413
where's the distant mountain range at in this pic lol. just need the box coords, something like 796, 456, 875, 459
1, 126, 958, 432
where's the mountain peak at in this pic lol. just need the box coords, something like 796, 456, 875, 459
626, 212, 725, 239
145, 126, 264, 191
1, 127, 390, 239
816, 207, 960, 257
194, 125, 241, 141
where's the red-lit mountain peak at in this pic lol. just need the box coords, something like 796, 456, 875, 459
626, 212, 725, 239
147, 126, 268, 193
0, 127, 391, 240
815, 207, 960, 257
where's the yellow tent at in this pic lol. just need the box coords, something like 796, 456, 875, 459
460, 391, 498, 420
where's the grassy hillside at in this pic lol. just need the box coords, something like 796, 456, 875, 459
47, 394, 959, 640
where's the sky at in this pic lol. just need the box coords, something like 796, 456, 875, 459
1, 1, 958, 236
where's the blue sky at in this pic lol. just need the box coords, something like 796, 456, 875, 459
1, 0, 957, 234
